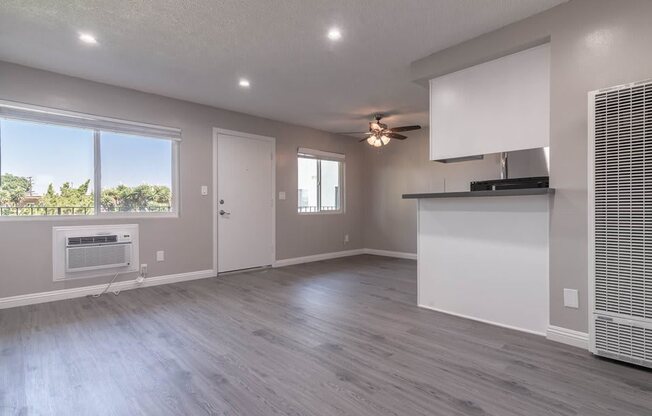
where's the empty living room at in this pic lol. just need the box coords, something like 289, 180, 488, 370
1, 1, 652, 415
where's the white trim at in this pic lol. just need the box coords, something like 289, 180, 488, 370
214, 128, 275, 143
212, 128, 276, 274
364, 248, 417, 260
418, 303, 547, 337
0, 269, 215, 310
417, 199, 421, 306
546, 325, 590, 350
297, 147, 345, 160
0, 212, 179, 222
297, 210, 344, 216
273, 248, 418, 268
212, 131, 219, 276
274, 249, 365, 267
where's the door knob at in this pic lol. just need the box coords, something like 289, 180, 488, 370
219, 210, 231, 216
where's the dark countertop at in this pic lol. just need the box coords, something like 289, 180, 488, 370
402, 188, 555, 199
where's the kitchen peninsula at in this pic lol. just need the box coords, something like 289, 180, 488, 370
404, 188, 554, 334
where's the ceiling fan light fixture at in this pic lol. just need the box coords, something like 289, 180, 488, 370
352, 115, 421, 147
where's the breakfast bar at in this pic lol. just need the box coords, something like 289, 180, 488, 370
404, 188, 555, 334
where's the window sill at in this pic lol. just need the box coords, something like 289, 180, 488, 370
0, 212, 178, 222
297, 211, 344, 216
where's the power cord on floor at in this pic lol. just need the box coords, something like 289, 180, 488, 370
92, 272, 122, 297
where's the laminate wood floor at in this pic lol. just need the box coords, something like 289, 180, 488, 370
1, 255, 650, 415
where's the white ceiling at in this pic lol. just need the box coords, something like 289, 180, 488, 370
0, 0, 566, 134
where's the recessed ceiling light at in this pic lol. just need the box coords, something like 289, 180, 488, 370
78, 33, 98, 45
239, 78, 251, 88
327, 27, 342, 41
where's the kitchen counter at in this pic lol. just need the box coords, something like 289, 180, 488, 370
402, 188, 554, 199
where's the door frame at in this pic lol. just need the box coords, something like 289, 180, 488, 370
212, 127, 276, 275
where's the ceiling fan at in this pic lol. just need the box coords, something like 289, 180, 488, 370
342, 115, 421, 147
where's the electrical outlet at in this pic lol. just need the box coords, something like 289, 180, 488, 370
201, 185, 208, 196
563, 288, 579, 309
344, 234, 350, 244
140, 264, 148, 276
156, 251, 165, 262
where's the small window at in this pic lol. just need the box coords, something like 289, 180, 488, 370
297, 148, 343, 214
0, 101, 180, 218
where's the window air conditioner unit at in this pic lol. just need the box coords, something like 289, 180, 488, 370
52, 225, 139, 281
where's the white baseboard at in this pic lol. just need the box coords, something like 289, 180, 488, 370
546, 325, 589, 350
363, 248, 417, 260
0, 269, 215, 310
418, 303, 547, 337
2, 249, 415, 310
273, 249, 365, 267
273, 248, 417, 268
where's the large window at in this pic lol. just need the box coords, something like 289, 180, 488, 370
297, 148, 343, 213
0, 102, 179, 218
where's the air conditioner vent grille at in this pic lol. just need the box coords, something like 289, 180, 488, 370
67, 244, 129, 271
67, 235, 118, 246
594, 317, 652, 364
593, 83, 652, 320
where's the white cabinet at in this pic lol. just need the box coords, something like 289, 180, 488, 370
429, 44, 550, 160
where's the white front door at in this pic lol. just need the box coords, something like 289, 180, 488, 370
215, 130, 275, 273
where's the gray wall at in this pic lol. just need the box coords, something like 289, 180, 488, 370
0, 61, 364, 298
401, 0, 652, 333
362, 130, 503, 253
362, 131, 547, 253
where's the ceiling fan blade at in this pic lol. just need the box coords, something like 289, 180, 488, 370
390, 125, 421, 133
359, 137, 372, 142
386, 133, 408, 140
339, 131, 370, 135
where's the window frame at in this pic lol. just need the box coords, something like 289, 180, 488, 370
297, 148, 345, 215
0, 100, 180, 221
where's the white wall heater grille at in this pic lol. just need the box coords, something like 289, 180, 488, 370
590, 80, 652, 368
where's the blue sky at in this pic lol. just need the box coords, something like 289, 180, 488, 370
1, 119, 172, 195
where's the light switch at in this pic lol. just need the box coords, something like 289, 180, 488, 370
563, 288, 579, 309
201, 185, 208, 196
156, 251, 165, 262
278, 191, 286, 200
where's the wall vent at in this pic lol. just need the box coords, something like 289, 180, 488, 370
594, 316, 652, 367
589, 80, 652, 369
